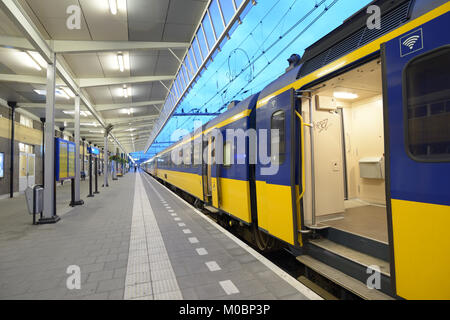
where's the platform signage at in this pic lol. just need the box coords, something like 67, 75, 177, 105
88, 146, 100, 156
68, 143, 75, 177
55, 138, 76, 181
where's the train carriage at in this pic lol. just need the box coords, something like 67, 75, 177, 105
143, 0, 450, 299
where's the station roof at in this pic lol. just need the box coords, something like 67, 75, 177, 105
0, 0, 208, 153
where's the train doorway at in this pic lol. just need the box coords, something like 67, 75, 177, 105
203, 136, 214, 204
302, 58, 388, 245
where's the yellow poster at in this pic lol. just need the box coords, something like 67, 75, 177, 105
59, 141, 68, 179
68, 143, 75, 177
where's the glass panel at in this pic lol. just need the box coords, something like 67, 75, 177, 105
19, 154, 27, 177
28, 155, 35, 176
20, 115, 33, 128
218, 0, 235, 24
271, 110, 286, 165
197, 25, 209, 57
223, 141, 232, 167
405, 47, 450, 161
183, 143, 191, 167
175, 75, 183, 93
181, 64, 190, 84
202, 14, 216, 48
188, 48, 198, 72
194, 142, 202, 167
210, 0, 225, 36
174, 78, 181, 97
192, 37, 203, 64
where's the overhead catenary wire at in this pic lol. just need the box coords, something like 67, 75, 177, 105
169, 0, 330, 136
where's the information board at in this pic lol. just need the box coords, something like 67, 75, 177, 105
88, 146, 100, 156
55, 138, 76, 181
68, 143, 75, 177
59, 141, 68, 180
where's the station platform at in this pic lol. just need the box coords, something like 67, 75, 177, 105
0, 171, 320, 300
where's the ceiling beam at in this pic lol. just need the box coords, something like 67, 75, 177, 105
19, 102, 87, 111
0, 35, 33, 50
0, 74, 175, 88
78, 75, 175, 88
57, 114, 158, 125
95, 100, 164, 112
0, 73, 64, 85
50, 40, 190, 53
0, 36, 190, 53
0, 0, 119, 144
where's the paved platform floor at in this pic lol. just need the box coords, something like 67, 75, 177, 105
0, 171, 321, 300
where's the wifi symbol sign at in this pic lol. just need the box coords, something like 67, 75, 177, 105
403, 35, 420, 50
400, 29, 423, 57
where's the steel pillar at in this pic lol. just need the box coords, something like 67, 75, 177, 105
71, 95, 83, 206
104, 135, 109, 187
41, 53, 59, 224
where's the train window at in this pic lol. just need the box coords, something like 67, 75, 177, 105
194, 142, 201, 167
223, 142, 232, 167
271, 110, 286, 165
405, 47, 450, 161
183, 144, 191, 167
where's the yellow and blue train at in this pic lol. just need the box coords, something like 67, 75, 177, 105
144, 0, 450, 300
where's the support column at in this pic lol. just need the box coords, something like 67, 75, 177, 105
41, 53, 59, 223
71, 95, 83, 206
104, 135, 109, 187
7, 101, 17, 198
40, 117, 45, 185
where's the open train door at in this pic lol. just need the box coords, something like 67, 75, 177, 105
383, 11, 450, 299
202, 133, 220, 208
255, 88, 301, 247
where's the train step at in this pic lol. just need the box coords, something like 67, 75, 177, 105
309, 238, 390, 277
296, 255, 394, 300
305, 238, 393, 296
317, 226, 390, 262
204, 205, 220, 213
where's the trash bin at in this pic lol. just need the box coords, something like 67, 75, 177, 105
25, 185, 44, 224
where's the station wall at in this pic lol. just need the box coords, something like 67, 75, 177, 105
0, 104, 83, 198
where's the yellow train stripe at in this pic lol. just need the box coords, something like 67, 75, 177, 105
157, 169, 203, 199
391, 199, 450, 300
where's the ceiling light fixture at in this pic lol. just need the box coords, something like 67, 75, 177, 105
63, 110, 90, 117
109, 0, 118, 15
117, 52, 124, 72
61, 87, 75, 98
57, 88, 70, 100
27, 51, 47, 69
122, 85, 131, 98
81, 122, 99, 127
333, 91, 359, 100
22, 51, 42, 71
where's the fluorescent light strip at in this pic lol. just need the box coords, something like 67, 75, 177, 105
61, 87, 75, 98
333, 91, 359, 100
27, 51, 47, 69
109, 0, 117, 15
122, 86, 131, 98
22, 51, 41, 71
117, 53, 124, 72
